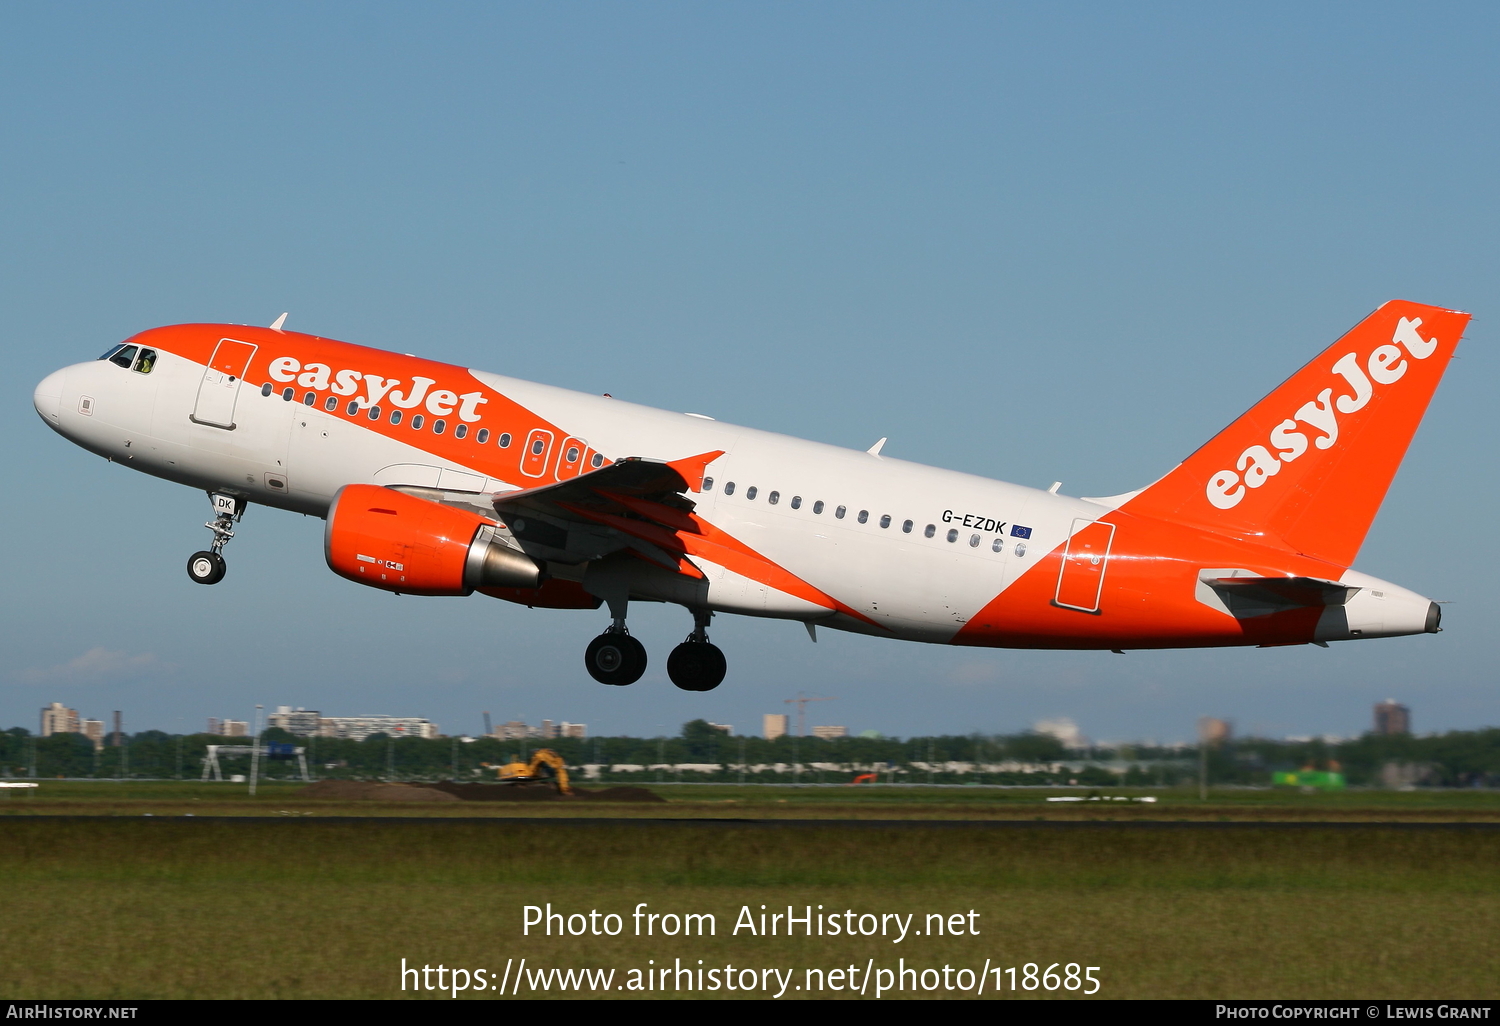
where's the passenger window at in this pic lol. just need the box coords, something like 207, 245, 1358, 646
324, 396, 338, 411
591, 453, 604, 467
390, 410, 402, 425
926, 524, 937, 539
565, 445, 578, 462
879, 515, 891, 529
790, 495, 801, 509
902, 520, 913, 533
835, 505, 846, 519
132, 349, 156, 374
724, 482, 736, 495
992, 537, 1003, 553
411, 414, 424, 430
109, 345, 138, 369
813, 500, 824, 514
368, 406, 382, 420
283, 387, 295, 401
262, 382, 274, 396
304, 392, 316, 405
857, 510, 868, 524
531, 438, 544, 455
455, 424, 468, 439
346, 400, 359, 415
970, 534, 981, 547
499, 432, 512, 447
434, 419, 446, 434
703, 477, 714, 491
768, 491, 779, 505
747, 486, 758, 500
947, 529, 959, 543
477, 428, 490, 444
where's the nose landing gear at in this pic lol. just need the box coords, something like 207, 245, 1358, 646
187, 493, 243, 586
668, 610, 726, 692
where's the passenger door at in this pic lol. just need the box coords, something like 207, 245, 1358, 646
191, 339, 258, 429
1054, 518, 1115, 614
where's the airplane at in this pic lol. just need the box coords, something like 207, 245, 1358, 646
32, 300, 1466, 692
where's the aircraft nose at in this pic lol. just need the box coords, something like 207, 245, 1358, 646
33, 368, 65, 424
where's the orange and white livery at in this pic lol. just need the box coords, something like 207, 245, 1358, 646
32, 300, 1467, 691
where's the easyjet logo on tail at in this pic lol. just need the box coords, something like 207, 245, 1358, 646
1206, 317, 1440, 511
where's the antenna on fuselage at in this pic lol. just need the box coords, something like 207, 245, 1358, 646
269, 312, 288, 332
866, 437, 887, 456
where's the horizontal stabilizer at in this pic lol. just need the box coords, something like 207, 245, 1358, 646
1203, 575, 1358, 608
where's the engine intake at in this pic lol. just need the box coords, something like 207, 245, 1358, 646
326, 484, 540, 595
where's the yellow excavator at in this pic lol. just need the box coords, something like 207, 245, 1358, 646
481, 749, 573, 795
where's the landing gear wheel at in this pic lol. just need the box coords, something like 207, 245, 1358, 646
667, 641, 727, 692
585, 632, 647, 686
187, 550, 226, 586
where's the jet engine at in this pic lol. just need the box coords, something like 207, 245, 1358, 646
325, 484, 541, 596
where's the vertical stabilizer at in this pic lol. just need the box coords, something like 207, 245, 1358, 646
1124, 300, 1469, 568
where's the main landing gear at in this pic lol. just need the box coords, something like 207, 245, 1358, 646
584, 627, 648, 686
667, 610, 726, 692
582, 606, 726, 691
187, 493, 243, 586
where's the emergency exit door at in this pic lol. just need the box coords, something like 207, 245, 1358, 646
191, 338, 258, 429
1054, 518, 1116, 613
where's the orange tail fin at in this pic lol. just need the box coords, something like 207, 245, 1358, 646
1123, 300, 1469, 568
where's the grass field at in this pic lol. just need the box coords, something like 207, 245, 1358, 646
2, 784, 1499, 1000
4, 779, 1500, 820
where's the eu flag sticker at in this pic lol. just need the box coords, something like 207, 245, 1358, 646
1010, 524, 1032, 539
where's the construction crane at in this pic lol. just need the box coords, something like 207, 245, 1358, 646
480, 749, 573, 795
784, 693, 837, 738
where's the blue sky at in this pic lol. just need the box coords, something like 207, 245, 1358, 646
2, 2, 1496, 742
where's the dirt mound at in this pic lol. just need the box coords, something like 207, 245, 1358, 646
299, 780, 460, 802
429, 781, 664, 803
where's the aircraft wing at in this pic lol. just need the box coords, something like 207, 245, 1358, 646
492, 450, 871, 623
490, 451, 725, 577
492, 450, 721, 521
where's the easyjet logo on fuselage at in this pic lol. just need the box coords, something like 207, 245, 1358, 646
266, 355, 490, 423
1205, 317, 1441, 510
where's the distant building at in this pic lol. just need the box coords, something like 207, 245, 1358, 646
763, 714, 789, 740
707, 722, 733, 735
1198, 717, 1233, 745
1034, 717, 1086, 748
811, 725, 847, 740
268, 707, 323, 736
208, 719, 249, 737
1375, 700, 1410, 736
40, 702, 80, 737
490, 719, 586, 740
316, 716, 438, 741
82, 720, 105, 750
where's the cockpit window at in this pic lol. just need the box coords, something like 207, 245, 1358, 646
108, 345, 138, 369
99, 344, 128, 362
132, 348, 156, 374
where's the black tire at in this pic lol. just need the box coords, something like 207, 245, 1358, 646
667, 641, 727, 692
187, 550, 226, 586
585, 632, 647, 686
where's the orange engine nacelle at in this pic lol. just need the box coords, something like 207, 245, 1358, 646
325, 484, 541, 596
